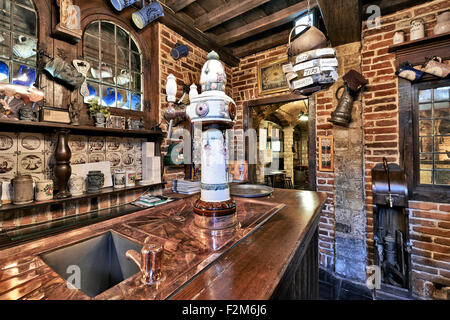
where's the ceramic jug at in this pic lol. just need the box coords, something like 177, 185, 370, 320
35, 180, 53, 201
12, 173, 34, 204
114, 69, 131, 86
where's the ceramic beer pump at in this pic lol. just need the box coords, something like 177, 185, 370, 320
164, 51, 238, 247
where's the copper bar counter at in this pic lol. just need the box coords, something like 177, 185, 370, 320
0, 189, 326, 300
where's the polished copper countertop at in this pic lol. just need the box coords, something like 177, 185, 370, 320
0, 189, 326, 300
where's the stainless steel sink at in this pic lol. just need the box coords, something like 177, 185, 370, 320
39, 231, 142, 298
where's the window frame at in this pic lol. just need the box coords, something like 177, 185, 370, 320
0, 0, 38, 87
400, 76, 450, 203
82, 20, 143, 111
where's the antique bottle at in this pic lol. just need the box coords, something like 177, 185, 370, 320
53, 129, 72, 199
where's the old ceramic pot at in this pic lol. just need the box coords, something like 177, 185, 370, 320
69, 174, 85, 196
12, 173, 34, 204
434, 11, 450, 35
87, 170, 104, 193
35, 179, 53, 201
287, 24, 328, 57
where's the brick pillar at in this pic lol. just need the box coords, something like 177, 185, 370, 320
283, 126, 294, 185
332, 42, 367, 282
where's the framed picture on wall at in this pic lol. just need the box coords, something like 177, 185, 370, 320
318, 136, 333, 172
257, 58, 289, 95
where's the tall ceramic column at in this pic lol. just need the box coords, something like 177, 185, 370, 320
164, 51, 238, 248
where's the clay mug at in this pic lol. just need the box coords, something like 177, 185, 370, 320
35, 180, 53, 201
125, 170, 136, 187
171, 43, 189, 60
69, 174, 85, 196
113, 169, 126, 189
132, 1, 164, 29
12, 173, 34, 204
110, 0, 138, 11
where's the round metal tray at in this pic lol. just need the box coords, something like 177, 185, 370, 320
230, 184, 273, 198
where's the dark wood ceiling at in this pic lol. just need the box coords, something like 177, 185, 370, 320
159, 0, 434, 66
161, 0, 316, 63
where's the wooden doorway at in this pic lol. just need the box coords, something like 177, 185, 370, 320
243, 94, 317, 191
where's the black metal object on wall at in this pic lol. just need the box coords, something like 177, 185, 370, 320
371, 157, 411, 292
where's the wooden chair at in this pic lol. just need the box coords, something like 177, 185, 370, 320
283, 176, 293, 189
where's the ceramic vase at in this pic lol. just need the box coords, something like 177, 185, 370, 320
434, 11, 450, 35
53, 129, 72, 199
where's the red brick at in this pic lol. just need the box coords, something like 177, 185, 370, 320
410, 202, 439, 211
413, 226, 450, 238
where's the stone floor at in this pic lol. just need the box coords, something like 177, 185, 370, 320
319, 268, 373, 300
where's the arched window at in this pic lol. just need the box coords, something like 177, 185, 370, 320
0, 0, 38, 87
83, 20, 143, 111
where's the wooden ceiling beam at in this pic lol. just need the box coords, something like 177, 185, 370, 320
216, 1, 314, 46
317, 0, 361, 46
158, 8, 240, 67
194, 0, 270, 32
232, 29, 290, 58
165, 0, 197, 12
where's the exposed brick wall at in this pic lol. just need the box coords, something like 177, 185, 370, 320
158, 23, 233, 186
231, 44, 338, 270
361, 0, 450, 298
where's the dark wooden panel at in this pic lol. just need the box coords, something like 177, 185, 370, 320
317, 0, 361, 46
216, 1, 311, 46
194, 0, 270, 32
233, 28, 290, 58
165, 0, 197, 12
389, 32, 450, 68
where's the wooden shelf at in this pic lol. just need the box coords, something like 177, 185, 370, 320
0, 119, 165, 139
0, 182, 165, 213
388, 32, 450, 68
